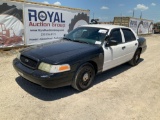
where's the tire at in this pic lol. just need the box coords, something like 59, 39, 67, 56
129, 49, 141, 66
72, 63, 95, 91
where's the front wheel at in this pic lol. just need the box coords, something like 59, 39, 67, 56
72, 63, 95, 91
129, 49, 141, 66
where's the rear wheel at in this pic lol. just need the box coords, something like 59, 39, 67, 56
72, 63, 95, 91
129, 49, 141, 66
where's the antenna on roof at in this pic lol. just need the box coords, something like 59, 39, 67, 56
132, 10, 134, 17
140, 11, 142, 19
93, 12, 94, 19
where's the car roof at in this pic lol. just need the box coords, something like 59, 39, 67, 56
81, 24, 129, 30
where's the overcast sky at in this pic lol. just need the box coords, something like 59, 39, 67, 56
31, 0, 160, 22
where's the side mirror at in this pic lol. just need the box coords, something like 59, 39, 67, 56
105, 35, 110, 40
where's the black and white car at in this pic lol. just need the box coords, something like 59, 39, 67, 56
13, 24, 147, 91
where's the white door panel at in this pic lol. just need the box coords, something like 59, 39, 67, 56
102, 28, 127, 71
124, 41, 138, 61
102, 27, 138, 72
121, 28, 139, 62
102, 43, 126, 71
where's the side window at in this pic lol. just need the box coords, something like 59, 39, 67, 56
110, 29, 122, 44
122, 29, 136, 42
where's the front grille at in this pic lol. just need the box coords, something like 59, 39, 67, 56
20, 55, 38, 69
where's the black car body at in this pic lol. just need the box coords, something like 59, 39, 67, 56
13, 40, 104, 88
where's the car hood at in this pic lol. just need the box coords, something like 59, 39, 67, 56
21, 40, 101, 64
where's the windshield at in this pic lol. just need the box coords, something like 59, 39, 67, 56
64, 27, 108, 45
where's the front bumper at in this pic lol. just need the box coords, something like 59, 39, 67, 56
13, 58, 74, 88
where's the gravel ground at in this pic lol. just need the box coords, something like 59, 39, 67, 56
0, 34, 160, 120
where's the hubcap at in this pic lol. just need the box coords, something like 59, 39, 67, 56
83, 73, 89, 82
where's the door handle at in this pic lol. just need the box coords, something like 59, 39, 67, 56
135, 43, 138, 46
122, 46, 126, 50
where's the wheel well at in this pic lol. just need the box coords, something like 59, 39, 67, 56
88, 61, 98, 74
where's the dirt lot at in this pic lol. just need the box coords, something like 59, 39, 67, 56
0, 34, 160, 120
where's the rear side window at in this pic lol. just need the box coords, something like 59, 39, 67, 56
122, 29, 136, 42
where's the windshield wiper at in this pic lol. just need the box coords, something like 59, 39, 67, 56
73, 40, 89, 44
63, 38, 89, 44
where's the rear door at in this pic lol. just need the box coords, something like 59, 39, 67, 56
121, 28, 138, 61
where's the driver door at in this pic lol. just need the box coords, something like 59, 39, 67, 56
102, 28, 127, 71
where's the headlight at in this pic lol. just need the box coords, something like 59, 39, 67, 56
17, 52, 21, 60
38, 62, 70, 73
